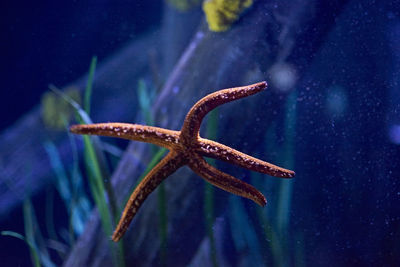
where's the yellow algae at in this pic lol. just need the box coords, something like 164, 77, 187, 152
41, 87, 81, 130
166, 0, 202, 12
203, 0, 253, 32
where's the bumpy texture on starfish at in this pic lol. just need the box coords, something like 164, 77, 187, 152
70, 81, 295, 242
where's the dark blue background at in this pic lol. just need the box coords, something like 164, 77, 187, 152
0, 0, 161, 132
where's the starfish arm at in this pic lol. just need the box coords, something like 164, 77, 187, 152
70, 123, 180, 149
188, 154, 267, 206
112, 151, 185, 242
180, 81, 267, 144
197, 138, 295, 178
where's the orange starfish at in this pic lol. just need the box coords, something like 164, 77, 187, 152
70, 81, 295, 242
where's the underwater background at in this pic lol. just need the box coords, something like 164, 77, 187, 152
1, 0, 399, 266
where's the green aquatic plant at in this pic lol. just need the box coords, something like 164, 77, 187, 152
50, 59, 116, 240
1, 231, 41, 267
3, 57, 130, 266
2, 198, 56, 267
276, 91, 296, 235
84, 56, 97, 114
22, 198, 55, 267
51, 57, 124, 266
44, 140, 91, 237
229, 196, 264, 265
51, 85, 114, 234
250, 90, 298, 266
137, 79, 169, 264
202, 0, 253, 32
137, 79, 155, 125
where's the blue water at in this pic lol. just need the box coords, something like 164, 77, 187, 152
1, 1, 399, 266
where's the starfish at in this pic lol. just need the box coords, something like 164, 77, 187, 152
70, 81, 295, 242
